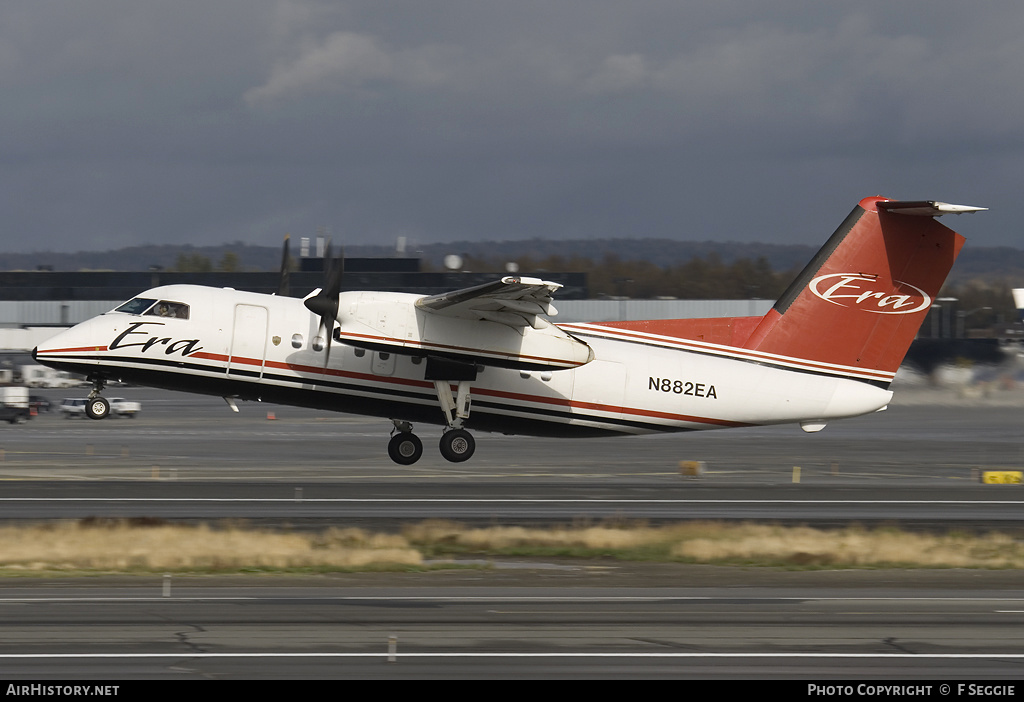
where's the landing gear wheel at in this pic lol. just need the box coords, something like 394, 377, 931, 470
439, 429, 475, 463
85, 397, 110, 420
388, 433, 423, 465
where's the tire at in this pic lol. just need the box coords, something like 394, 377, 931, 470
85, 397, 110, 420
388, 433, 423, 465
439, 429, 475, 463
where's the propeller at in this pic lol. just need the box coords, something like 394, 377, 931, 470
303, 240, 345, 366
277, 235, 291, 297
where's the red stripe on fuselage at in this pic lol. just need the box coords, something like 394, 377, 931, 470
36, 345, 109, 355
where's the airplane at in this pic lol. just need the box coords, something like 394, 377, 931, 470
32, 196, 984, 464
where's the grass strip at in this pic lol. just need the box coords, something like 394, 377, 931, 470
0, 518, 1020, 574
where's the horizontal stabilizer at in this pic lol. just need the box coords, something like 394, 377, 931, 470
876, 200, 986, 216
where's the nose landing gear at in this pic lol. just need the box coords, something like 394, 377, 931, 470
85, 375, 110, 420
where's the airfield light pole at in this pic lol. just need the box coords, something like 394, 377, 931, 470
956, 307, 992, 339
936, 297, 959, 338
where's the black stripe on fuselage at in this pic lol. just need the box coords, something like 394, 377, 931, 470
35, 352, 680, 437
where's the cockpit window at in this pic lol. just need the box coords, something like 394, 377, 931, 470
144, 301, 190, 319
113, 298, 189, 319
114, 298, 157, 315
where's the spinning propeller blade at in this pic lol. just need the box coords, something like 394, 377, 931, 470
277, 235, 291, 297
302, 241, 345, 366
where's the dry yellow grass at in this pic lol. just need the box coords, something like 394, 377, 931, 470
402, 520, 669, 550
0, 521, 422, 573
669, 523, 1024, 568
0, 519, 1021, 573
403, 520, 1024, 569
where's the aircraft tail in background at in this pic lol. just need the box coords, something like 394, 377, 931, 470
1012, 288, 1024, 321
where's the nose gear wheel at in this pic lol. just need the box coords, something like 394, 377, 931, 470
86, 397, 110, 420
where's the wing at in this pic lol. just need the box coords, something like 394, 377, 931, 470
415, 276, 561, 329
332, 277, 593, 371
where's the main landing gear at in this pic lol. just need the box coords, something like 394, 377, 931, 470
84, 375, 111, 420
387, 423, 423, 465
387, 380, 477, 465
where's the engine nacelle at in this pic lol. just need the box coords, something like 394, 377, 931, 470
335, 291, 593, 371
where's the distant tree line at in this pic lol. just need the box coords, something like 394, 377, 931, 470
168, 246, 1018, 331
429, 252, 799, 301
429, 252, 1018, 331
172, 251, 241, 273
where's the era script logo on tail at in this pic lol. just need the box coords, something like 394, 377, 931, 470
809, 274, 932, 315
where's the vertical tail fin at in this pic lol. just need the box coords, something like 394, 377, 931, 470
743, 197, 983, 384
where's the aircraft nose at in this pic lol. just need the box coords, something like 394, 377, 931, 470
31, 346, 37, 361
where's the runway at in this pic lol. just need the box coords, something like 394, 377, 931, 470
1, 386, 1021, 528
2, 573, 1023, 679
0, 384, 1022, 679
1, 483, 1023, 527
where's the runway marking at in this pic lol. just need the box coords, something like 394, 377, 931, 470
1, 652, 1023, 659
0, 498, 1022, 504
2, 596, 1023, 603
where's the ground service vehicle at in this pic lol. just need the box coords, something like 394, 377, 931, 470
0, 387, 31, 424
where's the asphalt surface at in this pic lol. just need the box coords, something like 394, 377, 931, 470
0, 382, 1022, 680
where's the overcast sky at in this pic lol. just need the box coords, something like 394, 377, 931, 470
1, 1, 1020, 254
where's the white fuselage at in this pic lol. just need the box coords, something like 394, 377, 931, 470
35, 284, 893, 438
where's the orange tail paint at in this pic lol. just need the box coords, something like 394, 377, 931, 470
743, 197, 966, 381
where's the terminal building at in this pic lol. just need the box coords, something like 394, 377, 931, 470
0, 252, 1006, 376
0, 254, 773, 352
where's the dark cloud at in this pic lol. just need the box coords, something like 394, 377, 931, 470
0, 1, 1018, 253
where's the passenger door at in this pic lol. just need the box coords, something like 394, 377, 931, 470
228, 304, 268, 379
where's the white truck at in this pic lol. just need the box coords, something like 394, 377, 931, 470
20, 364, 80, 388
108, 397, 142, 418
61, 396, 141, 419
0, 387, 30, 424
